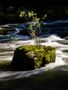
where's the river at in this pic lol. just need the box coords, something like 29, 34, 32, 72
0, 19, 68, 90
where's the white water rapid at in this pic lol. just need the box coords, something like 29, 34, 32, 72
0, 20, 68, 90
0, 34, 68, 79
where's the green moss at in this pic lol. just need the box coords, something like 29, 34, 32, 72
11, 45, 56, 70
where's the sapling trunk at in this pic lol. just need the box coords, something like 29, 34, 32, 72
27, 22, 41, 47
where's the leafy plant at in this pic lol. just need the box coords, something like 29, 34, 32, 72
19, 10, 42, 45
19, 10, 38, 21
27, 22, 41, 45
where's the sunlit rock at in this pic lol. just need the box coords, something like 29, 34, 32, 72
10, 45, 56, 70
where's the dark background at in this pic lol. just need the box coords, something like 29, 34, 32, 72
0, 0, 68, 23
0, 0, 68, 7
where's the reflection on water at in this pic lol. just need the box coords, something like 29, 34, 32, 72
0, 20, 68, 90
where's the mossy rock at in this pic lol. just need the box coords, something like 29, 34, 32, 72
0, 27, 16, 35
10, 45, 56, 70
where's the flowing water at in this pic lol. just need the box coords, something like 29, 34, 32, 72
0, 20, 68, 90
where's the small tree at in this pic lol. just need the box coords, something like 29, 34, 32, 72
19, 10, 42, 45
27, 21, 41, 46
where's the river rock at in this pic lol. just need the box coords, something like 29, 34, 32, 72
0, 26, 16, 35
10, 45, 56, 70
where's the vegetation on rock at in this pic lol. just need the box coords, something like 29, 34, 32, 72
10, 45, 56, 70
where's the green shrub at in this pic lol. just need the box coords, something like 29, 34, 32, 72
19, 10, 39, 22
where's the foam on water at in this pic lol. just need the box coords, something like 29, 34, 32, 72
0, 21, 68, 81
45, 34, 64, 41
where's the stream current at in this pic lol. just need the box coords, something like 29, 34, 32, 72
0, 19, 68, 90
